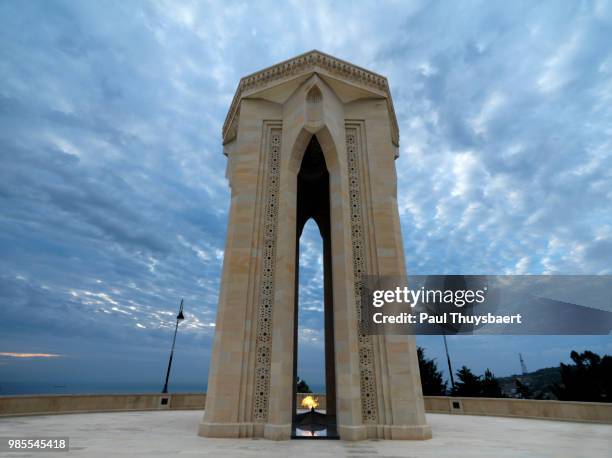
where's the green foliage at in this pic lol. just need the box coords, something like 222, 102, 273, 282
417, 347, 447, 396
514, 378, 532, 399
481, 369, 503, 398
452, 366, 482, 397
497, 367, 560, 399
296, 377, 312, 394
551, 350, 611, 402
451, 366, 505, 398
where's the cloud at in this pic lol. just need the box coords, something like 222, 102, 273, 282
0, 0, 610, 389
0, 353, 62, 359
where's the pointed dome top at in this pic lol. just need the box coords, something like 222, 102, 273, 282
223, 50, 399, 146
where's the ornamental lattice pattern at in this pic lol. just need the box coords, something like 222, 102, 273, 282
253, 127, 281, 421
346, 128, 378, 423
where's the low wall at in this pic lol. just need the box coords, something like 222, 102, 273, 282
1, 393, 610, 424
0, 393, 206, 417
424, 396, 612, 424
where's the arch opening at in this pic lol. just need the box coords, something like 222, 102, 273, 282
292, 135, 338, 439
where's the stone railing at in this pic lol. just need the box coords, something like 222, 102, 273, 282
1, 393, 610, 424
423, 396, 612, 424
0, 393, 206, 417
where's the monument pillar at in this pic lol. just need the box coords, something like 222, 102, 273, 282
199, 50, 431, 441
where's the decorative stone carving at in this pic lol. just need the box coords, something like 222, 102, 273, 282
222, 50, 399, 147
253, 127, 282, 422
346, 127, 378, 423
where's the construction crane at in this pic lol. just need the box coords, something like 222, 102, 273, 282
519, 353, 528, 375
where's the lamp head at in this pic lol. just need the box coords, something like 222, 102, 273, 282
177, 298, 185, 321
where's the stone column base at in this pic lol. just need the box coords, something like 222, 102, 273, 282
263, 423, 292, 440
198, 421, 264, 438
338, 424, 368, 441
198, 421, 291, 440
367, 424, 432, 440
199, 421, 431, 441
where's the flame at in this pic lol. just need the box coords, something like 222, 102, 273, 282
300, 395, 319, 409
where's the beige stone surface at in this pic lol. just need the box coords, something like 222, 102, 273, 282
3, 394, 610, 425
424, 396, 612, 423
0, 393, 206, 417
1, 410, 610, 457
202, 50, 429, 440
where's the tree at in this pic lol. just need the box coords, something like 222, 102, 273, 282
417, 347, 447, 395
450, 366, 505, 397
515, 378, 532, 399
481, 369, 503, 398
296, 377, 312, 394
452, 366, 482, 397
551, 350, 611, 402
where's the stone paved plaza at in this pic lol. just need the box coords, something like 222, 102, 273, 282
1, 411, 610, 457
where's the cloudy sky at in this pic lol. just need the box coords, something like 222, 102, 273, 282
1, 0, 611, 394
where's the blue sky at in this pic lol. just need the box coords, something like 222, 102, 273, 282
1, 0, 611, 394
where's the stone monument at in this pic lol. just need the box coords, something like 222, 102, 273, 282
199, 50, 431, 441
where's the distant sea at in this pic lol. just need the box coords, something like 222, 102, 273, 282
0, 382, 207, 396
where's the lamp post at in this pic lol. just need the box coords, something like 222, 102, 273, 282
162, 298, 185, 394
442, 333, 455, 392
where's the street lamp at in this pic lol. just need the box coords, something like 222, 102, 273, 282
442, 333, 455, 392
162, 298, 185, 394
